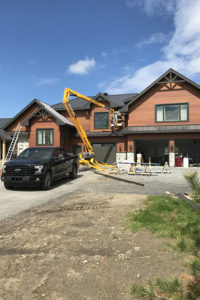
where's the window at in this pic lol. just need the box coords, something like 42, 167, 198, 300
18, 148, 54, 159
36, 129, 54, 145
94, 112, 109, 129
156, 104, 188, 122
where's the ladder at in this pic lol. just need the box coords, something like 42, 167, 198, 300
5, 123, 22, 162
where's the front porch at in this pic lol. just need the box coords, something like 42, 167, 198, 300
0, 129, 12, 167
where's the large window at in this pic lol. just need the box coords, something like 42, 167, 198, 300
156, 104, 188, 122
94, 112, 109, 129
36, 129, 54, 145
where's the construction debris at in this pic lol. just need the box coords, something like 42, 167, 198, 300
128, 163, 152, 176
94, 171, 144, 186
108, 163, 121, 175
165, 191, 200, 211
163, 162, 171, 174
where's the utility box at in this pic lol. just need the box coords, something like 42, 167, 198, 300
175, 157, 183, 167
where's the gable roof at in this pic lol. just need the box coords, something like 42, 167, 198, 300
3, 99, 41, 130
0, 129, 12, 140
0, 118, 12, 129
121, 68, 200, 112
22, 100, 74, 127
52, 93, 137, 111
3, 99, 74, 130
38, 100, 74, 126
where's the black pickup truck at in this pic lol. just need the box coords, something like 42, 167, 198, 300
1, 147, 79, 190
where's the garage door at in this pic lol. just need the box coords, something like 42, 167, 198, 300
175, 139, 200, 164
135, 140, 169, 165
92, 143, 116, 164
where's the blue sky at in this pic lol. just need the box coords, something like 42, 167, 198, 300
0, 0, 200, 117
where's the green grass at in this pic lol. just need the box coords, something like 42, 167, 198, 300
127, 195, 200, 299
126, 195, 200, 252
130, 277, 183, 300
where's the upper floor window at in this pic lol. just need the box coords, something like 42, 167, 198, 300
36, 129, 54, 145
94, 112, 109, 129
156, 104, 188, 122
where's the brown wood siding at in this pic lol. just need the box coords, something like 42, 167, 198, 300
29, 116, 61, 147
60, 100, 125, 132
128, 82, 200, 127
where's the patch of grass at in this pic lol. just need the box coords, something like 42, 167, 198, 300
130, 277, 183, 300
126, 195, 200, 252
127, 192, 200, 299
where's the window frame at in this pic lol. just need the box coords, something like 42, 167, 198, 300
36, 128, 54, 146
155, 103, 189, 123
94, 112, 109, 129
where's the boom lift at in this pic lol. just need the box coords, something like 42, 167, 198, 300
63, 88, 122, 171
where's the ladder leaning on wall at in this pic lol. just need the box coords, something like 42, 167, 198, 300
5, 122, 22, 162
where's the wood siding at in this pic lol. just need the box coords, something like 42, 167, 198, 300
61, 100, 125, 132
29, 116, 61, 147
128, 82, 200, 127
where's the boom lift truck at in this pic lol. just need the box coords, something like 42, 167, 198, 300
63, 88, 122, 172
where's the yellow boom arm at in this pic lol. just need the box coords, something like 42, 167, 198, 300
63, 88, 115, 154
63, 88, 94, 154
63, 88, 116, 171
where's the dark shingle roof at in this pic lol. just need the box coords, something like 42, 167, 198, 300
38, 101, 74, 126
52, 93, 137, 111
0, 129, 11, 140
104, 94, 138, 107
4, 99, 74, 130
72, 130, 124, 137
121, 125, 200, 134
22, 100, 74, 127
0, 118, 12, 129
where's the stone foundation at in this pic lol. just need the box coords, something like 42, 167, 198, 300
127, 152, 135, 162
116, 152, 127, 163
169, 152, 175, 167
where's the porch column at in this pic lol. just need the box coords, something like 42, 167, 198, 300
2, 139, 6, 163
116, 142, 126, 162
127, 138, 135, 162
169, 140, 175, 167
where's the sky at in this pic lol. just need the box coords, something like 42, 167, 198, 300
1, 0, 200, 117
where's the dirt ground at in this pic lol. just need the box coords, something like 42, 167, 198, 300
0, 175, 187, 300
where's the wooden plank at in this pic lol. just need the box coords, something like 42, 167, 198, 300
94, 171, 144, 186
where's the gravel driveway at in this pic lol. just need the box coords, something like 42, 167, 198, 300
0, 167, 198, 222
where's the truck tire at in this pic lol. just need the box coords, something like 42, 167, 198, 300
4, 182, 13, 190
69, 164, 77, 179
41, 172, 52, 190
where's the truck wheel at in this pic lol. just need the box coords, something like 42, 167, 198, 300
4, 182, 13, 190
41, 172, 52, 190
69, 164, 77, 179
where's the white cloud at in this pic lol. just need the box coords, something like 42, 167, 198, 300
98, 81, 107, 89
67, 57, 96, 75
106, 0, 200, 94
125, 0, 175, 16
136, 33, 167, 48
101, 52, 108, 57
35, 78, 59, 86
